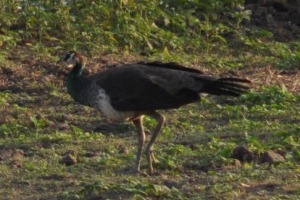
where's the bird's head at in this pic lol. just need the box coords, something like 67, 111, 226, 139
57, 51, 84, 68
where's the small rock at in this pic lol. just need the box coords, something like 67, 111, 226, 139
222, 159, 242, 170
0, 149, 24, 167
164, 180, 182, 189
232, 159, 242, 168
232, 145, 254, 162
61, 150, 77, 166
118, 145, 129, 154
13, 149, 24, 157
0, 149, 13, 161
11, 159, 23, 168
62, 114, 73, 122
274, 149, 286, 158
56, 123, 70, 130
61, 154, 77, 166
261, 150, 285, 164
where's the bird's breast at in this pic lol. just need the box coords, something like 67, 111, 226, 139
91, 88, 135, 122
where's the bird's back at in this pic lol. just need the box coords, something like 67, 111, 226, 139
70, 61, 249, 115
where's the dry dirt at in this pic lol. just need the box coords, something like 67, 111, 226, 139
245, 0, 300, 42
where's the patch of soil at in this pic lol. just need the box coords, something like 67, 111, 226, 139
0, 149, 24, 168
261, 150, 286, 163
61, 150, 78, 166
232, 146, 287, 164
232, 145, 254, 162
243, 66, 300, 92
245, 0, 300, 42
245, 182, 280, 194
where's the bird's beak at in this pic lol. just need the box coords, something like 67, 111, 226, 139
56, 57, 64, 65
57, 56, 74, 69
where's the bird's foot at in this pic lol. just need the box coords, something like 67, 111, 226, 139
148, 168, 161, 176
148, 167, 154, 175
151, 154, 160, 164
147, 149, 160, 165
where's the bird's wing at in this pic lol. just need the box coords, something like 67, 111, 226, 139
95, 66, 200, 111
94, 64, 250, 111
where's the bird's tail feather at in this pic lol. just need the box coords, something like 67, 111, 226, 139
198, 77, 251, 96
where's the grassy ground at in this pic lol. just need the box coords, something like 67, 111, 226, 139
0, 42, 300, 200
1, 1, 300, 199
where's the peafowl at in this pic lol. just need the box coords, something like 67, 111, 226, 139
57, 51, 251, 174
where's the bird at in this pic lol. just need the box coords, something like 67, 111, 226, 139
57, 51, 251, 174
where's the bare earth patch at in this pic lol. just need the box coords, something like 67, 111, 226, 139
245, 0, 300, 42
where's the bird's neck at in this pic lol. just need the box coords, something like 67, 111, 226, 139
67, 62, 85, 103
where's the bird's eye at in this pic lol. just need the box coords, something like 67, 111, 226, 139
64, 52, 74, 61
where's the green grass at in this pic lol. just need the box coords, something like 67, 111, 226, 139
1, 43, 300, 199
0, 80, 299, 199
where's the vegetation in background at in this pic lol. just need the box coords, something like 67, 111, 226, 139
0, 0, 246, 53
0, 0, 298, 69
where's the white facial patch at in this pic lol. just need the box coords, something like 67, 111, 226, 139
65, 52, 76, 67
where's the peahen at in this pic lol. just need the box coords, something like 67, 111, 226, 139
58, 51, 251, 173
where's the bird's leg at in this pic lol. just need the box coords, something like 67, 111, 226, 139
145, 111, 165, 174
132, 117, 145, 173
